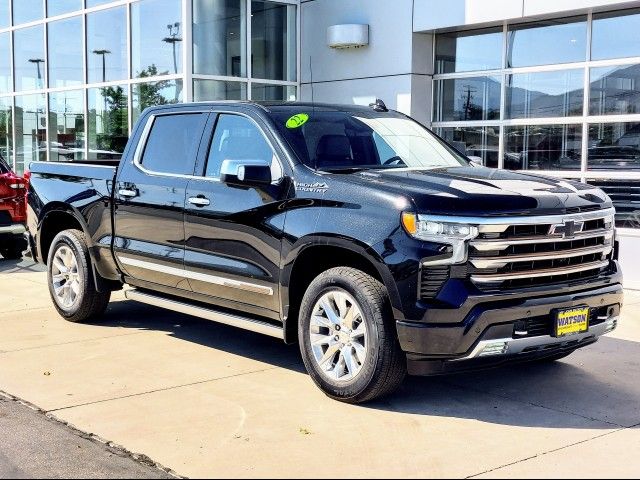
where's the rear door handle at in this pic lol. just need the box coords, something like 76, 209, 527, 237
188, 196, 210, 207
118, 188, 138, 198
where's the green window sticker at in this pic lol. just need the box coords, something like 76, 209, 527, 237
286, 113, 309, 129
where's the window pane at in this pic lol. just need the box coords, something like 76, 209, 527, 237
47, 0, 82, 17
193, 79, 246, 100
251, 83, 296, 101
437, 126, 500, 168
507, 18, 587, 68
132, 0, 183, 78
141, 114, 206, 175
586, 179, 640, 228
14, 26, 45, 91
251, 0, 296, 81
87, 7, 128, 84
193, 0, 246, 77
590, 65, 640, 116
504, 124, 582, 170
49, 90, 84, 162
132, 79, 184, 123
13, 0, 43, 25
592, 10, 640, 61
506, 69, 584, 119
48, 16, 83, 88
0, 1, 9, 28
88, 86, 128, 160
0, 32, 11, 93
588, 122, 640, 171
0, 97, 13, 169
86, 0, 114, 6
433, 76, 501, 121
205, 114, 273, 178
15, 94, 46, 174
435, 28, 503, 74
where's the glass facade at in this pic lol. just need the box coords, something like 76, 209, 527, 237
0, 0, 298, 173
433, 9, 640, 227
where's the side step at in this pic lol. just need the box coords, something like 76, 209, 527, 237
124, 289, 284, 339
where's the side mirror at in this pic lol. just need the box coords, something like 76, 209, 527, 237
220, 159, 272, 187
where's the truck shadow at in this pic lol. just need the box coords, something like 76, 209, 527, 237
95, 300, 639, 429
0, 258, 46, 274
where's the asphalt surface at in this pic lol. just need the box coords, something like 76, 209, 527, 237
0, 394, 174, 479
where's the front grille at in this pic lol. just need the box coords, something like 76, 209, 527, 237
420, 266, 450, 299
0, 211, 11, 226
468, 208, 615, 291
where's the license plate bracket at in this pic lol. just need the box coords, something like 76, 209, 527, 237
554, 306, 589, 338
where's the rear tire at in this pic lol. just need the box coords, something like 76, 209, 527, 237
0, 242, 24, 260
298, 267, 406, 404
47, 229, 110, 323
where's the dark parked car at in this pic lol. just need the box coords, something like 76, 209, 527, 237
0, 154, 27, 259
25, 102, 623, 403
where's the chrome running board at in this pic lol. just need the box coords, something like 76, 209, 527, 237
124, 289, 284, 339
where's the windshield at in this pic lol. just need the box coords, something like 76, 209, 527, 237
268, 109, 468, 171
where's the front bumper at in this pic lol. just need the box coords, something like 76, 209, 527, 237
0, 223, 27, 248
398, 278, 623, 376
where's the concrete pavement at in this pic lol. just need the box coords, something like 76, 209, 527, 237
1, 258, 639, 478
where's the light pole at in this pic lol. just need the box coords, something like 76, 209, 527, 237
92, 49, 111, 83
28, 58, 44, 90
163, 22, 182, 101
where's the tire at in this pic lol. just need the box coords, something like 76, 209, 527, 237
298, 267, 406, 404
0, 243, 23, 260
47, 229, 110, 323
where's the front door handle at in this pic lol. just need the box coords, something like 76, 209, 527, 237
118, 188, 138, 198
188, 196, 210, 207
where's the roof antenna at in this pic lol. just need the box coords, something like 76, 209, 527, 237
369, 98, 388, 112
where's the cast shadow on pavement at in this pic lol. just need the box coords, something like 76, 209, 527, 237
92, 299, 640, 430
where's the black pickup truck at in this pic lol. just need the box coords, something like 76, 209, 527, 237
26, 101, 623, 403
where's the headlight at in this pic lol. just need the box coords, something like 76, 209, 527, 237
401, 212, 478, 241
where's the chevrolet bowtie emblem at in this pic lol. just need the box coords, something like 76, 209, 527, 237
549, 219, 584, 239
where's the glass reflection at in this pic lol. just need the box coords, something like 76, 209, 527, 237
0, 1, 9, 28
251, 83, 296, 101
88, 86, 128, 160
590, 65, 640, 116
592, 10, 640, 60
49, 90, 85, 162
504, 124, 582, 170
588, 123, 640, 171
48, 16, 83, 88
435, 28, 503, 74
47, 0, 82, 17
131, 0, 183, 78
193, 0, 246, 77
507, 18, 587, 68
193, 79, 246, 100
587, 178, 640, 228
87, 7, 128, 83
13, 0, 43, 25
506, 69, 584, 119
14, 26, 45, 92
0, 97, 12, 169
15, 94, 47, 174
433, 76, 501, 121
132, 79, 184, 122
251, 1, 296, 81
0, 33, 11, 94
437, 126, 500, 168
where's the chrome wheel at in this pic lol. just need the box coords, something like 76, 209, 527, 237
309, 290, 368, 383
51, 245, 81, 309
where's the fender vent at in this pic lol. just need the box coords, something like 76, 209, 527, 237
420, 266, 450, 299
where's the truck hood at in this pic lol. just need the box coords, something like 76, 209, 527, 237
340, 166, 612, 216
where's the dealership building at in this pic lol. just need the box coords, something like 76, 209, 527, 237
0, 0, 639, 282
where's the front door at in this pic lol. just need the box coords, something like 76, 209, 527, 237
183, 112, 291, 316
114, 110, 209, 290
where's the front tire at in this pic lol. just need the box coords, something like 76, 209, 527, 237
298, 267, 406, 404
47, 229, 110, 323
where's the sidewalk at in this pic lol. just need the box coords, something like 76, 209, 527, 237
1, 258, 639, 478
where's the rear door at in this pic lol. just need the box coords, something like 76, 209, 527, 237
113, 110, 209, 290
183, 110, 291, 316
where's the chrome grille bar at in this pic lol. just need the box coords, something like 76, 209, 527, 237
471, 229, 613, 251
470, 260, 610, 284
470, 245, 612, 269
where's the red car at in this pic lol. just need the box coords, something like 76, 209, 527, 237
0, 155, 27, 259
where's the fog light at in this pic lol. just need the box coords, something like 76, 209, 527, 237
479, 341, 508, 357
604, 318, 617, 333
